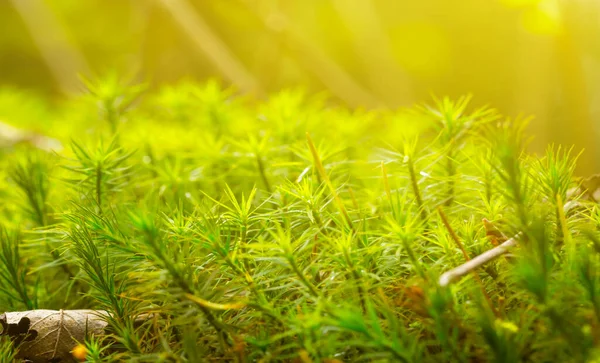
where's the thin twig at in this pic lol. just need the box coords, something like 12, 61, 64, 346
438, 207, 498, 316
438, 190, 584, 286
439, 234, 519, 287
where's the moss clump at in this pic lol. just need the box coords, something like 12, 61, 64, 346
0, 80, 598, 362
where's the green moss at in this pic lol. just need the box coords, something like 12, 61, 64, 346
0, 79, 598, 362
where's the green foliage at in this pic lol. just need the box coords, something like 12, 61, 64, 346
0, 227, 34, 310
0, 79, 598, 361
10, 152, 52, 227
0, 336, 17, 363
62, 138, 134, 213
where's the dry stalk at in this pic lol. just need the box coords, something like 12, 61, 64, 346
439, 234, 519, 287
438, 183, 595, 287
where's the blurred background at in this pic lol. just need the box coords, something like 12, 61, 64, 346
1, 0, 600, 172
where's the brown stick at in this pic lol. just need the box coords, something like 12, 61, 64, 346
438, 186, 595, 287
438, 208, 498, 316
438, 234, 519, 287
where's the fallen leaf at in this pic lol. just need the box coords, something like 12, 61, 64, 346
1, 310, 108, 363
483, 218, 507, 247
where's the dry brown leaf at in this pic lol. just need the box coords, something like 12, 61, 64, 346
0, 309, 108, 363
393, 284, 429, 317
483, 218, 507, 247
